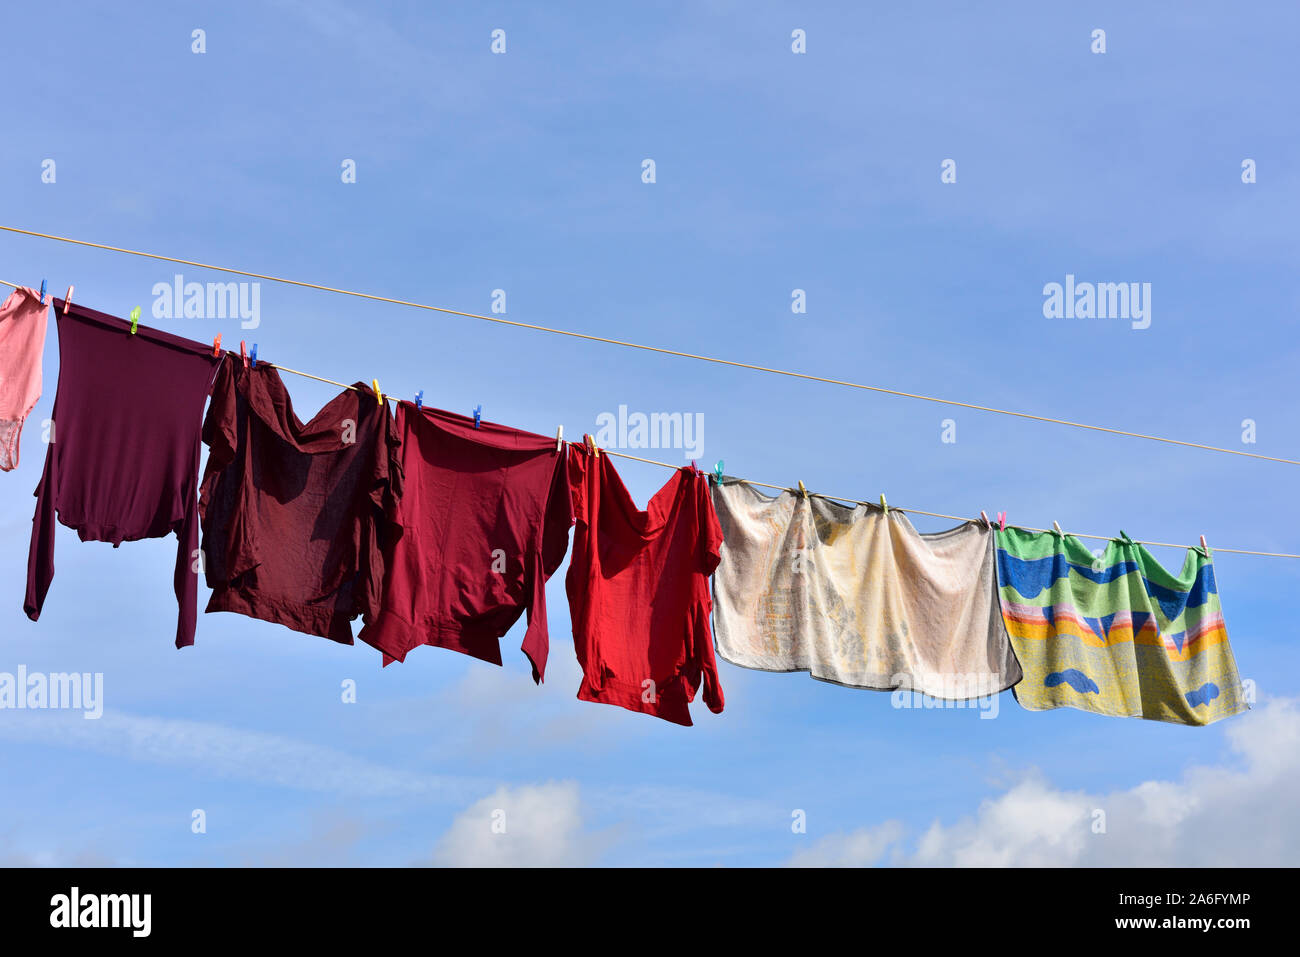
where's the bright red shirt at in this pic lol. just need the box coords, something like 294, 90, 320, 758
566, 445, 725, 726
358, 402, 572, 682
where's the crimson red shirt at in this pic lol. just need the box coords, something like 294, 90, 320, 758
199, 358, 399, 642
359, 402, 572, 681
566, 445, 724, 726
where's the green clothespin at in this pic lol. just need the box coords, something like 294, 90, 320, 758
129, 306, 141, 335
713, 460, 724, 485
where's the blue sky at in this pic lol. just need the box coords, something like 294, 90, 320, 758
2, 1, 1299, 866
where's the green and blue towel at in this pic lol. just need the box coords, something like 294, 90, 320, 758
996, 528, 1248, 726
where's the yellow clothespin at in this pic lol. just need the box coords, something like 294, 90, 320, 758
585, 434, 600, 457
372, 379, 383, 403
797, 480, 807, 498
879, 493, 887, 514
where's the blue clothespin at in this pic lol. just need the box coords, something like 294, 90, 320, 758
250, 343, 258, 368
713, 460, 724, 485
473, 404, 482, 429
38, 280, 46, 305
415, 390, 423, 410
129, 306, 141, 335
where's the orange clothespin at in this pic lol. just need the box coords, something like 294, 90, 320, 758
239, 341, 249, 369
212, 334, 222, 358
62, 286, 74, 315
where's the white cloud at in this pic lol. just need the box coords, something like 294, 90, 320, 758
789, 697, 1300, 867
0, 707, 481, 801
432, 781, 612, 867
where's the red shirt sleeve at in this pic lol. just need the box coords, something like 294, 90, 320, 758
696, 471, 725, 713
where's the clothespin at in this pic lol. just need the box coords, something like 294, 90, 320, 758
797, 480, 808, 498
239, 340, 249, 368
713, 460, 724, 485
1053, 521, 1064, 536
372, 379, 384, 403
980, 510, 992, 529
473, 404, 482, 429
880, 493, 888, 514
38, 280, 46, 305
211, 334, 222, 358
1200, 535, 1210, 558
129, 306, 141, 335
62, 286, 73, 315
415, 390, 423, 410
584, 433, 600, 456
250, 343, 258, 368
996, 511, 1007, 531
555, 425, 564, 452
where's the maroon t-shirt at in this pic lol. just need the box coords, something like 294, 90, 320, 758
358, 402, 572, 682
199, 357, 400, 642
566, 446, 725, 726
25, 300, 219, 648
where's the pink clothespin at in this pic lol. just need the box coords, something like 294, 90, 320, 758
62, 286, 74, 315
980, 510, 992, 528
212, 334, 222, 358
996, 511, 1007, 531
1200, 535, 1210, 557
239, 340, 249, 369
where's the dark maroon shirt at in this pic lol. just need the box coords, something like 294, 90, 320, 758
199, 357, 399, 642
25, 300, 219, 647
358, 402, 572, 682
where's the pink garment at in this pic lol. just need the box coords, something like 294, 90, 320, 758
0, 287, 48, 471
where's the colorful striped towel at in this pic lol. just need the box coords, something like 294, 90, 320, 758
996, 528, 1248, 725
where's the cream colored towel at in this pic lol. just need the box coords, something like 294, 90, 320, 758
711, 479, 1021, 700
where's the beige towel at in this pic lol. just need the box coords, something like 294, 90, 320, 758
711, 479, 1021, 700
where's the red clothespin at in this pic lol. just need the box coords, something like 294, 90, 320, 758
212, 334, 222, 357
239, 340, 249, 369
996, 511, 1007, 531
62, 286, 74, 315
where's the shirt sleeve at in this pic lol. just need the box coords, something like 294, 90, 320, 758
699, 473, 724, 576
198, 355, 239, 516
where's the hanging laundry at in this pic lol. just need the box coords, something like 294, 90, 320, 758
199, 357, 400, 642
710, 479, 1020, 700
358, 403, 572, 682
996, 528, 1248, 725
566, 445, 724, 726
24, 300, 219, 647
0, 286, 49, 471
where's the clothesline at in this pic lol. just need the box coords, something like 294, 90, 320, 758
3, 278, 1297, 560
2, 223, 1298, 468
